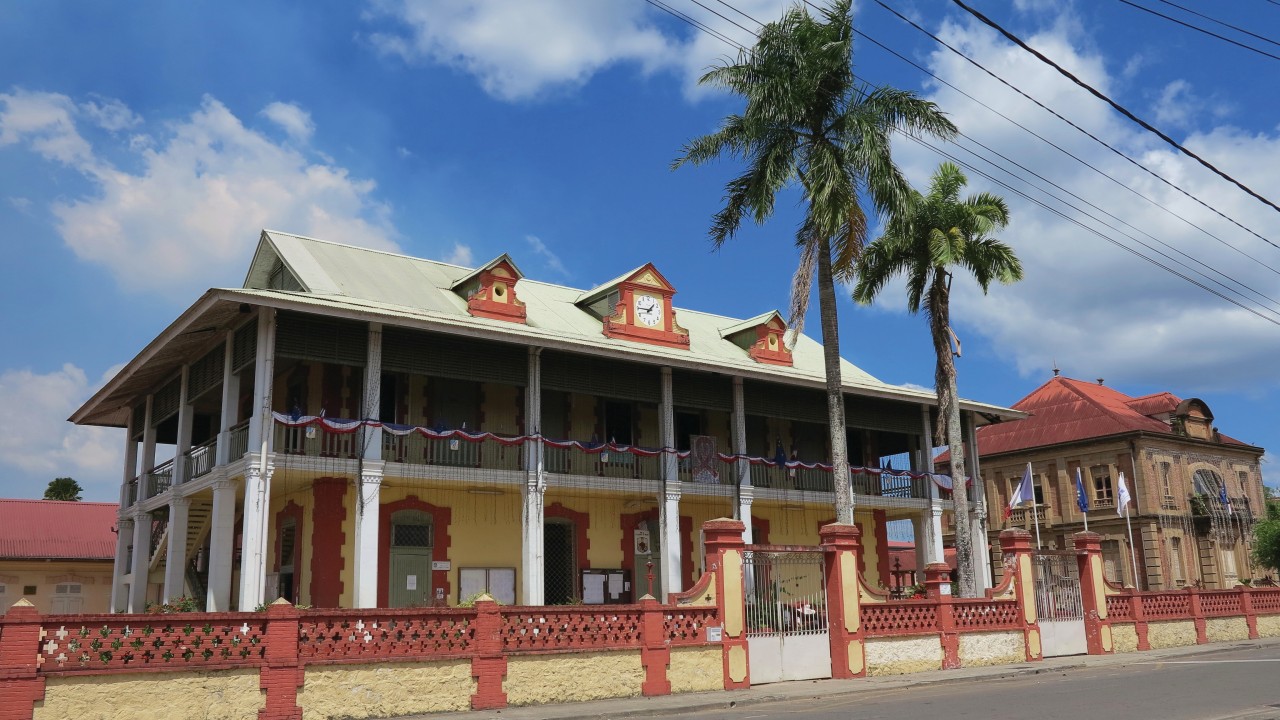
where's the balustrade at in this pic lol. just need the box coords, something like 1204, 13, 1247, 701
183, 437, 218, 480
145, 461, 173, 499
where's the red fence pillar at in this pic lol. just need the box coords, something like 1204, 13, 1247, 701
1131, 593, 1151, 651
819, 523, 865, 679
471, 597, 508, 710
0, 600, 45, 720
1240, 586, 1259, 640
703, 519, 748, 690
640, 596, 671, 695
1189, 588, 1207, 644
1073, 532, 1113, 655
998, 529, 1042, 662
924, 564, 960, 669
259, 599, 303, 720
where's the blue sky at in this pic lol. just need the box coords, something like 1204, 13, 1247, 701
2, 0, 1278, 501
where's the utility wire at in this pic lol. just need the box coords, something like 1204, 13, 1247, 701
876, 0, 1280, 253
645, 0, 744, 50
1153, 0, 1280, 49
849, 25, 1280, 278
950, 0, 1280, 218
1117, 0, 1280, 62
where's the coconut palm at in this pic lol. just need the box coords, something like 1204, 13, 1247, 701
673, 0, 957, 524
853, 161, 1023, 596
44, 477, 83, 501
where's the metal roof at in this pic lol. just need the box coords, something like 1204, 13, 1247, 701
0, 500, 119, 560
72, 230, 1024, 428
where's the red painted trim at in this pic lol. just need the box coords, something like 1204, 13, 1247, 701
310, 478, 347, 608
546, 502, 590, 600
746, 321, 793, 366
273, 500, 304, 604
378, 497, 453, 607
873, 510, 890, 585
681, 515, 695, 590
463, 261, 527, 323
750, 515, 771, 544
598, 266, 690, 349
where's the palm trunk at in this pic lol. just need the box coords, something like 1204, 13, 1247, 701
930, 272, 975, 598
817, 236, 854, 525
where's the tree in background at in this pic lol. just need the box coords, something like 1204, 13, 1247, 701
44, 477, 84, 501
1254, 506, 1280, 578
673, 0, 957, 525
853, 162, 1022, 597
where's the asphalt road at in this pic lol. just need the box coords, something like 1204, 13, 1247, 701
681, 645, 1280, 720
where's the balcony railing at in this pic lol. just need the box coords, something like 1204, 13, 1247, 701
144, 460, 174, 499
125, 479, 138, 507
383, 432, 525, 472
227, 420, 250, 461
183, 437, 218, 480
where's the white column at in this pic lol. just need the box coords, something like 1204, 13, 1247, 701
928, 504, 945, 566
122, 411, 139, 508
352, 464, 383, 608
911, 515, 928, 582
738, 486, 754, 545
247, 307, 277, 457
110, 517, 132, 613
964, 412, 992, 590
128, 511, 151, 613
141, 395, 157, 497
173, 365, 193, 487
363, 323, 383, 459
163, 497, 191, 601
206, 478, 236, 612
216, 332, 240, 466
660, 488, 682, 599
659, 367, 677, 483
731, 376, 751, 488
238, 461, 273, 610
521, 347, 545, 606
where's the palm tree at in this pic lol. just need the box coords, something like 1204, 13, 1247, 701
853, 162, 1023, 596
673, 0, 957, 525
44, 477, 84, 501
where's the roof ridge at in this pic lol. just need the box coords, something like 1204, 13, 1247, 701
0, 499, 119, 506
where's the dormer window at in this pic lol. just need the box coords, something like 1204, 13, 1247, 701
450, 254, 527, 324
576, 263, 689, 349
720, 311, 793, 366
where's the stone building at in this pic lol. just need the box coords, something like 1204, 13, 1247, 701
972, 374, 1267, 589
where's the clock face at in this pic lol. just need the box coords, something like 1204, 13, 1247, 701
634, 293, 663, 327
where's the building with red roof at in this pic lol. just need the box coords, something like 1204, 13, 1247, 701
953, 374, 1267, 591
0, 499, 119, 614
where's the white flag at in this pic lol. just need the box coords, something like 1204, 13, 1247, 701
1005, 463, 1034, 520
1116, 472, 1132, 516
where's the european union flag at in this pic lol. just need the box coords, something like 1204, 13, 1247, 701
1075, 467, 1089, 513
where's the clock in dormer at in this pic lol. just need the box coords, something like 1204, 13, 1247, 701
577, 263, 690, 349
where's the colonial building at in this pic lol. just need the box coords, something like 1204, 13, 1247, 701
73, 230, 1019, 612
0, 500, 118, 614
972, 373, 1267, 589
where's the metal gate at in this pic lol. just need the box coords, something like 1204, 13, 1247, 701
1032, 552, 1087, 657
743, 549, 831, 684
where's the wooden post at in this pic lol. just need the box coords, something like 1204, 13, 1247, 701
258, 598, 303, 720
0, 600, 45, 720
819, 523, 865, 678
998, 529, 1042, 661
1073, 531, 1113, 654
640, 595, 672, 695
470, 596, 508, 709
924, 563, 960, 669
702, 519, 748, 690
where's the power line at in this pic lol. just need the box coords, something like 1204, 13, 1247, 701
645, 0, 743, 51
1153, 0, 1280, 49
950, 0, 1280, 218
875, 0, 1280, 254
849, 25, 1280, 278
1117, 0, 1280, 61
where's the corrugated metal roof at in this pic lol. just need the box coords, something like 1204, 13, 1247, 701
0, 500, 118, 560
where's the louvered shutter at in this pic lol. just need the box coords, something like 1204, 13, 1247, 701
540, 351, 660, 402
232, 319, 257, 372
275, 312, 367, 366
382, 328, 527, 386
742, 380, 827, 424
845, 397, 923, 434
152, 377, 182, 424
188, 347, 224, 401
671, 369, 731, 411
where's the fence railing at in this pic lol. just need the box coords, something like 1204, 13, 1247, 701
144, 460, 174, 499
227, 420, 250, 460
36, 613, 268, 674
183, 437, 218, 480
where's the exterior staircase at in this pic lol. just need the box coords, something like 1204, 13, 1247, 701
148, 498, 214, 601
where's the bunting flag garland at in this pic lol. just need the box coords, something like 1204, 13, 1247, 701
270, 413, 968, 488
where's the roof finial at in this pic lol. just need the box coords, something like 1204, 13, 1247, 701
1052, 359, 1059, 378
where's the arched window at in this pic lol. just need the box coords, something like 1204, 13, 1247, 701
1192, 469, 1223, 496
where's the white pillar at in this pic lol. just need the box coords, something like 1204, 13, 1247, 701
522, 348, 545, 606
352, 464, 383, 608
660, 488, 682, 598
173, 365, 193, 487
659, 367, 677, 483
964, 412, 992, 590
911, 515, 928, 583
363, 323, 383, 459
216, 332, 240, 466
122, 411, 139, 509
128, 511, 151, 613
928, 504, 945, 566
163, 497, 191, 601
110, 517, 132, 613
247, 307, 276, 457
141, 395, 157, 498
206, 478, 236, 612
738, 486, 754, 545
238, 461, 273, 610
731, 376, 751, 488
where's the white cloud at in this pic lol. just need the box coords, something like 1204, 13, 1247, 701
260, 101, 315, 141
526, 234, 568, 276
0, 90, 400, 295
364, 0, 789, 101
80, 96, 142, 132
896, 382, 933, 393
868, 12, 1280, 397
7, 196, 31, 212
443, 242, 473, 266
396, 145, 413, 158
0, 364, 123, 500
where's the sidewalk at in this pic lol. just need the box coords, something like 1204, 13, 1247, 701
414, 636, 1280, 720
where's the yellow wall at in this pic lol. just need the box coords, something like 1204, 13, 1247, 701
681, 498, 736, 576
668, 647, 722, 693
266, 480, 319, 607
298, 660, 473, 718
865, 636, 942, 676
482, 383, 521, 435
34, 669, 262, 720
1147, 620, 1197, 649
504, 651, 644, 706
545, 491, 626, 571
750, 502, 822, 546
1, 560, 113, 614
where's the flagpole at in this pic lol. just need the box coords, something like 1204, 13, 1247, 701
1120, 471, 1140, 590
1027, 462, 1041, 550
1078, 468, 1089, 533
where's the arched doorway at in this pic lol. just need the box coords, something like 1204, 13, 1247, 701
388, 509, 433, 607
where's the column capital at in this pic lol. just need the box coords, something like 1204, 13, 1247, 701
662, 489, 681, 504
737, 485, 755, 504
169, 496, 191, 510
211, 478, 234, 493
360, 463, 385, 484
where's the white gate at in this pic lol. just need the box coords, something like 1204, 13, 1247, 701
1033, 552, 1087, 657
743, 549, 831, 684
